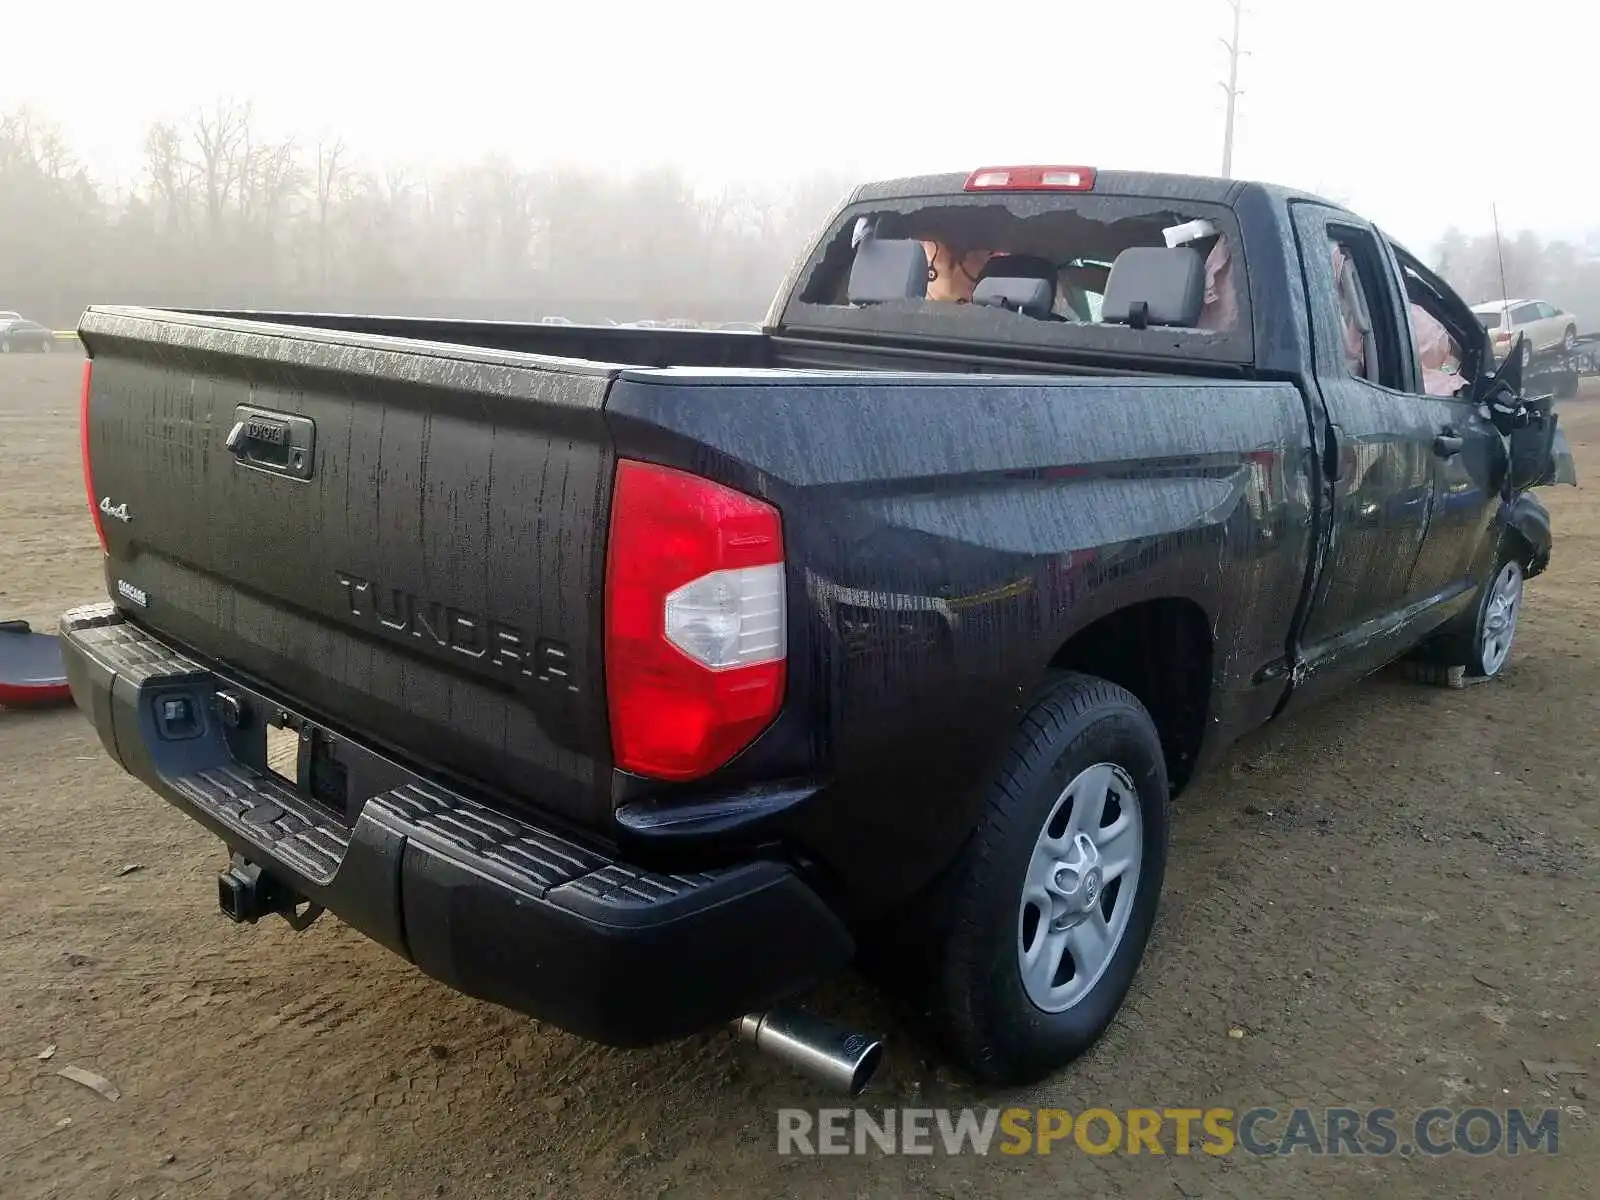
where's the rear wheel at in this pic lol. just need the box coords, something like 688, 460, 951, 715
0, 340, 10, 354
932, 673, 1170, 1086
38, 337, 52, 354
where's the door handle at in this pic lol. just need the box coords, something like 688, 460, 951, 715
223, 406, 316, 480
1433, 431, 1464, 458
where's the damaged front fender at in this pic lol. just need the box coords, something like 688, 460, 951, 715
1502, 492, 1554, 578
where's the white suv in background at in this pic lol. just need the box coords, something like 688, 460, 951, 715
1471, 298, 1579, 366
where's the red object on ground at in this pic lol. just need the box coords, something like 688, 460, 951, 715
0, 624, 72, 708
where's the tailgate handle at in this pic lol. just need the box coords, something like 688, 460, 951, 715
226, 407, 316, 481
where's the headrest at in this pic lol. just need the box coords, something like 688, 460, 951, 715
1101, 246, 1206, 329
973, 276, 1055, 317
847, 239, 928, 305
972, 254, 1057, 317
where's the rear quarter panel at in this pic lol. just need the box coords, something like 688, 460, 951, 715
606, 372, 1315, 911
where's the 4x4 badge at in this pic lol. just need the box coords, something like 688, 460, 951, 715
99, 497, 131, 523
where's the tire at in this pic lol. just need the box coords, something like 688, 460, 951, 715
39, 337, 52, 354
0, 340, 10, 354
1465, 555, 1525, 678
1422, 543, 1527, 678
933, 673, 1170, 1086
1562, 326, 1577, 354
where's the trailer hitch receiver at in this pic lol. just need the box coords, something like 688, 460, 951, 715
217, 854, 324, 931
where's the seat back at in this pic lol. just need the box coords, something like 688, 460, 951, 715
847, 239, 929, 305
1100, 247, 1206, 329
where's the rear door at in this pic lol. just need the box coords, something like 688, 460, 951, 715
1285, 205, 1454, 696
81, 308, 618, 827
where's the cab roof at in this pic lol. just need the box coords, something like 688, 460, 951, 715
849, 168, 1343, 212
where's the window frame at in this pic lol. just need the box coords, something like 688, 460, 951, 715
774, 190, 1257, 367
1383, 241, 1485, 404
1323, 223, 1410, 393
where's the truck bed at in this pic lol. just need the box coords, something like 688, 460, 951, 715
184, 307, 1246, 381
79, 304, 1310, 868
190, 308, 779, 370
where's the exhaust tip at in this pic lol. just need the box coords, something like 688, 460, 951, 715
844, 1036, 884, 1097
736, 1009, 885, 1096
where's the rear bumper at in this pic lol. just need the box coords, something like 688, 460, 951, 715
58, 603, 853, 1047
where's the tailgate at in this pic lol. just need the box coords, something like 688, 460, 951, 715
79, 307, 616, 826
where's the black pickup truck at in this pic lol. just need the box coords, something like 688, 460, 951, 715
62, 165, 1575, 1092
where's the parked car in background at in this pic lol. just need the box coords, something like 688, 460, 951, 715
0, 316, 56, 354
1472, 298, 1578, 366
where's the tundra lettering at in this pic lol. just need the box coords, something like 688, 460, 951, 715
333, 570, 570, 688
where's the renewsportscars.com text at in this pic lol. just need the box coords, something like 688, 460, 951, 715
776, 1106, 1563, 1158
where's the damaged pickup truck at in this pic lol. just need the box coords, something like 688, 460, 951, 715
62, 164, 1574, 1093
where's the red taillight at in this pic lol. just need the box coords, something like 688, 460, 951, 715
964, 165, 1097, 192
604, 459, 786, 781
80, 358, 107, 554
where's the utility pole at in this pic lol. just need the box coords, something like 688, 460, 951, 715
1219, 0, 1246, 178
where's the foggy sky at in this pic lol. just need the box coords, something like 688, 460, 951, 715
5, 0, 1594, 253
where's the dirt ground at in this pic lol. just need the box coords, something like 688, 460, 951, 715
1, 350, 1596, 1200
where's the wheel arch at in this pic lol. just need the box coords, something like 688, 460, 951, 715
1046, 597, 1214, 793
1500, 493, 1551, 578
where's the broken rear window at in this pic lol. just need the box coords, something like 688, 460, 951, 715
776, 191, 1252, 364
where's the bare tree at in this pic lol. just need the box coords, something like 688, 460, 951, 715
28, 90, 1600, 337
311, 138, 348, 288
142, 121, 195, 238
190, 98, 252, 242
